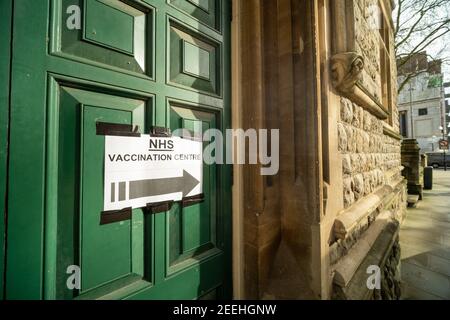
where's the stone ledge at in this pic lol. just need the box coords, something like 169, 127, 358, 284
333, 210, 393, 287
383, 177, 406, 206
333, 219, 400, 299
334, 185, 391, 240
354, 82, 389, 120
335, 176, 405, 240
385, 167, 404, 184
383, 123, 402, 141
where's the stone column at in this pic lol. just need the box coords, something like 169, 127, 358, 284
401, 139, 423, 200
420, 154, 427, 168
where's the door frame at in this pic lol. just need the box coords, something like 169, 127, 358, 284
231, 0, 244, 300
0, 0, 13, 300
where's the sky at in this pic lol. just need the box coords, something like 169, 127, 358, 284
428, 34, 450, 82
392, 0, 450, 82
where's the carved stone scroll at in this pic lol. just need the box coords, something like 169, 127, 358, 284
331, 52, 389, 119
331, 52, 364, 94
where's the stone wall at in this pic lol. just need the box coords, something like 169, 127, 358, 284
330, 96, 406, 267
390, 33, 400, 131
329, 0, 407, 300
375, 237, 402, 300
401, 139, 424, 199
354, 0, 382, 102
338, 97, 402, 209
236, 0, 322, 299
332, 221, 402, 300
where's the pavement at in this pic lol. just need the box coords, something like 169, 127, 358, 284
400, 169, 450, 300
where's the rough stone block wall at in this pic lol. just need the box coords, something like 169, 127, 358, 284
329, 97, 406, 267
338, 97, 402, 209
332, 223, 402, 300
329, 0, 408, 299
354, 0, 382, 102
390, 35, 400, 131
375, 237, 402, 300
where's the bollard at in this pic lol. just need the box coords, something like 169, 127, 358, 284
423, 166, 433, 190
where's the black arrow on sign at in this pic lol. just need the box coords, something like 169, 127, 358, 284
128, 170, 200, 200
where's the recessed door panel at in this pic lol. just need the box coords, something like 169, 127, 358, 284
56, 0, 152, 75
169, 0, 220, 31
81, 106, 134, 292
168, 20, 220, 95
55, 85, 151, 298
84, 0, 135, 54
166, 103, 219, 275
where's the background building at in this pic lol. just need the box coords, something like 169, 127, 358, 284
397, 52, 446, 153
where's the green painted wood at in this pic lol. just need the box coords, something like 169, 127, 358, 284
188, 0, 210, 12
6, 0, 49, 299
169, 0, 219, 30
169, 22, 219, 94
168, 106, 217, 273
7, 0, 231, 300
60, 0, 150, 75
0, 0, 13, 300
82, 107, 133, 291
84, 0, 135, 54
121, 247, 225, 300
183, 41, 211, 80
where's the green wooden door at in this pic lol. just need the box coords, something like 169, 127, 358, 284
0, 0, 13, 300
6, 0, 231, 300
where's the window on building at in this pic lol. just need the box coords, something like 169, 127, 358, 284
378, 2, 393, 125
399, 111, 408, 137
418, 108, 428, 116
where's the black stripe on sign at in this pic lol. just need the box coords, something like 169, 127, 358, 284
111, 183, 115, 203
119, 182, 126, 201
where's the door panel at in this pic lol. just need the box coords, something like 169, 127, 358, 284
82, 107, 135, 291
168, 20, 220, 95
167, 104, 219, 275
169, 0, 220, 31
81, 102, 146, 292
55, 85, 152, 299
58, 0, 152, 76
7, 0, 231, 300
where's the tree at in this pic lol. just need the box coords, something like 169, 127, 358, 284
394, 0, 450, 93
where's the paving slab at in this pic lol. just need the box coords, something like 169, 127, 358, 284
400, 169, 450, 300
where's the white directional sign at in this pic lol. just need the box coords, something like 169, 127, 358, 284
103, 135, 203, 211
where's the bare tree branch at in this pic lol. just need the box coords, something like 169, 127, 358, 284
398, 69, 429, 93
394, 0, 450, 93
398, 26, 449, 65
394, 0, 403, 37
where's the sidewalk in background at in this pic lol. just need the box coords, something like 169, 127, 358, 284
400, 169, 450, 300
